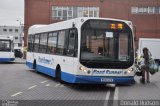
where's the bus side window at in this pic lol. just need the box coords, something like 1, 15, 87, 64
39, 33, 48, 53
47, 32, 57, 54
27, 35, 31, 51
34, 34, 40, 53
56, 30, 66, 55
31, 35, 35, 52
67, 29, 78, 57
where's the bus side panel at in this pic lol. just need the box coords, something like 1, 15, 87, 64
36, 63, 55, 77
61, 72, 76, 83
26, 52, 34, 68
26, 61, 33, 69
32, 53, 55, 77
53, 56, 78, 83
0, 52, 15, 62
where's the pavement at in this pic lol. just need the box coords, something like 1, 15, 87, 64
13, 58, 26, 64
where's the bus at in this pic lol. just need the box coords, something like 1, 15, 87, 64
26, 17, 135, 84
0, 35, 15, 62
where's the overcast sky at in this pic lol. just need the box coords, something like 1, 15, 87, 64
0, 0, 24, 26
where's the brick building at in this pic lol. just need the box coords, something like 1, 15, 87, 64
24, 0, 160, 49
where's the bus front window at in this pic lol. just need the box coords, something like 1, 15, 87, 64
0, 40, 11, 52
80, 19, 134, 69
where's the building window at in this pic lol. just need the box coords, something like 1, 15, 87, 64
15, 29, 18, 32
3, 29, 7, 32
142, 7, 148, 13
148, 7, 155, 14
131, 7, 138, 14
9, 29, 13, 32
138, 7, 145, 13
52, 6, 99, 20
15, 37, 18, 39
131, 6, 156, 14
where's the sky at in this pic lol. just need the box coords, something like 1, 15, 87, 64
0, 0, 24, 26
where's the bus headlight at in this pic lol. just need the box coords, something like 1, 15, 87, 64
124, 68, 133, 75
79, 66, 84, 71
79, 66, 89, 73
127, 70, 131, 74
84, 69, 87, 73
79, 66, 86, 71
127, 68, 133, 74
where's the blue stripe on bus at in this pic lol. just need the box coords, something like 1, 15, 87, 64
61, 72, 135, 84
26, 61, 33, 68
73, 75, 135, 84
36, 64, 55, 77
0, 58, 15, 62
26, 61, 55, 77
26, 61, 135, 84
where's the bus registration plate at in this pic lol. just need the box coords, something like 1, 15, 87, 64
101, 78, 113, 82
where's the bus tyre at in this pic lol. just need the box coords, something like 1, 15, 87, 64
56, 65, 62, 83
33, 60, 37, 72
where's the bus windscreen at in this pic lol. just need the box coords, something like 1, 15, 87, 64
80, 19, 134, 69
0, 40, 11, 52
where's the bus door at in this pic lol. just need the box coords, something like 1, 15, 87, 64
63, 28, 78, 74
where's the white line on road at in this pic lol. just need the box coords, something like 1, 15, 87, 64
41, 80, 48, 84
104, 88, 111, 106
114, 86, 119, 100
45, 84, 50, 86
28, 85, 37, 90
11, 92, 23, 97
54, 83, 61, 87
113, 86, 119, 106
60, 84, 64, 87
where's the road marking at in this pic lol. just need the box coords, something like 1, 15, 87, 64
104, 89, 111, 106
54, 83, 61, 87
60, 84, 64, 87
45, 84, 50, 86
113, 86, 119, 106
104, 84, 116, 106
41, 80, 48, 84
11, 92, 23, 97
28, 85, 37, 90
114, 86, 119, 100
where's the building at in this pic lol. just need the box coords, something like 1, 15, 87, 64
24, 0, 160, 49
0, 26, 24, 48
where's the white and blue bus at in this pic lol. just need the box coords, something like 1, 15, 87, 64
26, 17, 135, 84
0, 35, 15, 62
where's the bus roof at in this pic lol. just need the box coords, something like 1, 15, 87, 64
28, 17, 132, 35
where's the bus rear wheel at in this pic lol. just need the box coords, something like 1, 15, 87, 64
33, 60, 37, 72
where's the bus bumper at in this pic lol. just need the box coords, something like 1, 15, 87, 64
62, 72, 135, 84
0, 58, 15, 62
